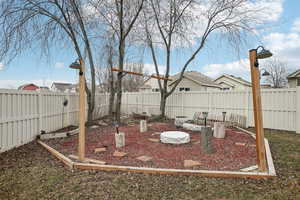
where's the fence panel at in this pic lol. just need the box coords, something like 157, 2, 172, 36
1, 87, 299, 153
122, 88, 299, 133
0, 90, 108, 152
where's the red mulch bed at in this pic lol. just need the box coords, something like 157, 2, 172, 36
44, 122, 257, 171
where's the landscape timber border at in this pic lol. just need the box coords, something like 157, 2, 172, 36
37, 127, 276, 179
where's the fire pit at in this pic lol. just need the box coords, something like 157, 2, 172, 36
160, 131, 190, 144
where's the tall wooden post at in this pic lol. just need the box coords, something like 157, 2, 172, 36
249, 49, 267, 172
78, 59, 86, 161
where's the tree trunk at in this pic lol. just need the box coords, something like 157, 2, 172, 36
160, 91, 167, 119
85, 84, 94, 122
108, 90, 115, 116
115, 74, 122, 122
108, 80, 115, 116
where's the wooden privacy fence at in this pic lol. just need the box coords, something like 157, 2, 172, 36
121, 87, 300, 134
1, 87, 300, 152
0, 89, 108, 153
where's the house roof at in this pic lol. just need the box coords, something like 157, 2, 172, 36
287, 69, 300, 79
51, 82, 77, 92
214, 74, 251, 87
18, 83, 39, 90
169, 71, 221, 88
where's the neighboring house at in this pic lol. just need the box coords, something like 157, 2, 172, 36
214, 74, 252, 90
18, 83, 40, 91
140, 71, 221, 92
169, 71, 222, 91
139, 76, 162, 92
51, 82, 78, 93
261, 84, 272, 89
39, 86, 50, 91
287, 69, 300, 88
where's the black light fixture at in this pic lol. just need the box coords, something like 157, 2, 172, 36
69, 59, 81, 70
261, 69, 270, 76
254, 46, 273, 68
202, 112, 208, 127
222, 111, 227, 122
257, 46, 273, 59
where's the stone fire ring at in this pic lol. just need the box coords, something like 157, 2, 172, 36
160, 131, 190, 144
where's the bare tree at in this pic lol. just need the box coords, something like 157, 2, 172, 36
0, 0, 100, 122
264, 58, 289, 88
96, 33, 118, 116
143, 0, 266, 118
122, 63, 148, 92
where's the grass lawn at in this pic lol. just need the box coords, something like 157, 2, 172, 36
0, 129, 299, 200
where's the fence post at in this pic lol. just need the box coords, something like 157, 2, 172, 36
182, 92, 184, 116
208, 91, 212, 113
38, 91, 42, 133
244, 89, 249, 128
296, 86, 300, 134
66, 93, 70, 126
141, 92, 144, 113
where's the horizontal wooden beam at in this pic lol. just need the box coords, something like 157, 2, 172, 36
37, 140, 74, 170
112, 68, 172, 81
69, 154, 106, 165
73, 162, 274, 179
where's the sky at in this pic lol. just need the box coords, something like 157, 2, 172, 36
0, 0, 300, 89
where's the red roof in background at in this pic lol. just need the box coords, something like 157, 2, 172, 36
18, 83, 40, 90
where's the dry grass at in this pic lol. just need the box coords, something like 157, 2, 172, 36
0, 129, 299, 200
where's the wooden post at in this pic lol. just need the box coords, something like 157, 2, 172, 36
249, 49, 267, 172
78, 59, 86, 161
201, 126, 214, 154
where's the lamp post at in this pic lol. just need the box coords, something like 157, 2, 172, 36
69, 58, 86, 161
249, 46, 272, 172
202, 112, 208, 126
222, 111, 227, 122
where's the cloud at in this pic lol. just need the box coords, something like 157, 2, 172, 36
144, 63, 166, 75
54, 62, 64, 68
201, 59, 250, 80
292, 18, 300, 33
0, 79, 75, 89
262, 18, 300, 70
201, 16, 300, 81
0, 63, 4, 71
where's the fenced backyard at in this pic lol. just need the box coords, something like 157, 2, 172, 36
1, 87, 300, 152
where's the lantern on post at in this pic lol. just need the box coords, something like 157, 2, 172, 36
222, 111, 227, 122
202, 112, 208, 127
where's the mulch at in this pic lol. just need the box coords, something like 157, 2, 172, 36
44, 122, 257, 171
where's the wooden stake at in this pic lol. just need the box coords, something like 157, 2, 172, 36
111, 68, 172, 81
249, 49, 267, 172
78, 59, 85, 161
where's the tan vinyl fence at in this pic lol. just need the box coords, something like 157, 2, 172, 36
0, 89, 108, 153
121, 87, 300, 134
1, 87, 300, 152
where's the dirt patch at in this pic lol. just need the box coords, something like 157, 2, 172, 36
45, 122, 256, 171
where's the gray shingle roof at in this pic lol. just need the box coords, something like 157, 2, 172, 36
169, 71, 221, 87
51, 82, 77, 92
287, 69, 300, 78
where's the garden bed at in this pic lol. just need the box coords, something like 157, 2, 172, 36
44, 122, 257, 171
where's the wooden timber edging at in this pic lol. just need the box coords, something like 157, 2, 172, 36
234, 126, 276, 176
72, 162, 273, 179
37, 127, 276, 179
37, 140, 74, 170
